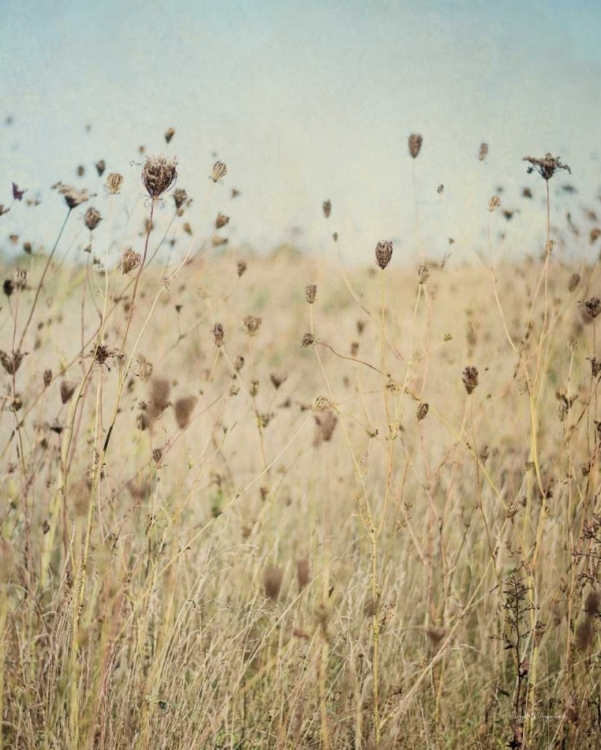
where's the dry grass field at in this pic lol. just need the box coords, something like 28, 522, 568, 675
2, 150, 601, 749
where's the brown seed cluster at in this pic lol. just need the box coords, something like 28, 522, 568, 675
173, 188, 188, 211
84, 207, 102, 231
417, 402, 429, 421
120, 248, 142, 275
106, 173, 124, 194
524, 153, 571, 181
264, 566, 283, 601
142, 155, 177, 199
52, 183, 89, 209
215, 213, 230, 229
305, 284, 317, 304
212, 323, 224, 347
175, 396, 197, 429
322, 200, 331, 219
408, 133, 423, 159
462, 366, 479, 395
0, 350, 23, 375
375, 240, 393, 270
243, 315, 262, 336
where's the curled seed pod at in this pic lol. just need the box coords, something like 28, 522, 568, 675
95, 160, 106, 177
215, 213, 230, 229
142, 155, 177, 199
106, 173, 124, 194
408, 133, 423, 159
84, 207, 102, 231
305, 284, 317, 304
212, 323, 224, 347
375, 240, 393, 270
172, 188, 188, 210
462, 366, 479, 395
211, 161, 227, 183
417, 402, 429, 421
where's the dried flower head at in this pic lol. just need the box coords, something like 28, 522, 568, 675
142, 155, 177, 199
243, 315, 262, 336
152, 447, 164, 466
305, 284, 317, 304
590, 357, 601, 378
591, 227, 601, 244
375, 240, 393, 270
264, 566, 283, 601
212, 322, 224, 347
215, 213, 230, 229
173, 188, 188, 210
164, 127, 175, 144
3, 279, 14, 297
417, 402, 429, 421
211, 161, 227, 183
13, 269, 28, 290
297, 558, 311, 590
52, 183, 89, 209
237, 260, 247, 278
43, 369, 52, 388
489, 195, 501, 212
582, 296, 601, 320
175, 396, 197, 429
524, 153, 571, 181
270, 372, 287, 390
462, 366, 479, 395
313, 408, 338, 446
302, 332, 314, 347
136, 356, 153, 382
322, 200, 331, 219
417, 264, 429, 284
250, 379, 260, 397
568, 273, 581, 292
95, 160, 106, 177
233, 355, 245, 371
84, 207, 102, 231
120, 248, 141, 275
408, 133, 423, 159
60, 380, 77, 404
478, 143, 489, 161
106, 173, 124, 194
0, 350, 23, 375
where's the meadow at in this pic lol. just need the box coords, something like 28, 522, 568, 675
2, 143, 601, 749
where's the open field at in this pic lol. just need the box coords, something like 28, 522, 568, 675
2, 157, 601, 750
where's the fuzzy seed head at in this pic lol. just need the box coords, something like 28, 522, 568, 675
60, 380, 77, 404
142, 155, 177, 199
84, 206, 102, 231
417, 264, 429, 285
43, 369, 52, 388
173, 188, 188, 210
302, 332, 314, 347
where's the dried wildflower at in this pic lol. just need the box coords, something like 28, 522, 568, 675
233, 355, 245, 371
0, 350, 23, 374
3, 279, 14, 297
375, 240, 393, 270
106, 173, 123, 194
52, 183, 89, 209
164, 127, 175, 144
462, 366, 479, 395
60, 380, 77, 404
524, 153, 571, 181
417, 264, 429, 284
13, 269, 28, 290
243, 315, 262, 336
211, 161, 227, 183
137, 356, 153, 382
95, 160, 106, 177
43, 369, 52, 387
84, 206, 102, 231
302, 332, 314, 347
582, 296, 601, 320
237, 260, 247, 277
212, 322, 224, 347
478, 143, 488, 161
591, 228, 601, 244
175, 396, 197, 429
93, 344, 123, 367
22, 241, 32, 254
568, 273, 580, 292
270, 372, 287, 390
229, 384, 239, 396
250, 379, 260, 397
305, 284, 317, 304
215, 213, 230, 229
590, 358, 601, 378
408, 133, 423, 159
313, 409, 338, 446
152, 447, 164, 466
142, 155, 177, 199
147, 378, 171, 425
120, 248, 141, 274
297, 558, 311, 590
172, 188, 188, 210
212, 235, 228, 247
489, 195, 501, 212
322, 200, 331, 219
417, 402, 429, 421
264, 566, 283, 601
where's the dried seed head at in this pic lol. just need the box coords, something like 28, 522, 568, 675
576, 618, 594, 651
237, 260, 247, 277
408, 133, 423, 159
426, 627, 446, 648
23, 241, 32, 255
582, 297, 601, 320
302, 332, 314, 347
95, 160, 106, 177
60, 380, 77, 404
313, 408, 338, 446
243, 315, 262, 336
270, 372, 287, 390
524, 153, 571, 181
350, 342, 359, 357
585, 591, 601, 616
137, 356, 153, 382
375, 240, 393, 270
478, 143, 489, 161
172, 188, 188, 210
264, 566, 283, 601
77, 165, 85, 177
417, 402, 429, 421
489, 195, 501, 212
142, 155, 177, 199
147, 378, 171, 426
305, 284, 317, 304
211, 161, 227, 183
0, 350, 23, 375
43, 369, 52, 387
568, 273, 581, 292
233, 355, 245, 372
417, 264, 429, 285
297, 557, 311, 590
590, 358, 601, 378
250, 379, 260, 397
13, 269, 28, 290
322, 200, 331, 219
164, 127, 175, 144
152, 447, 164, 466
52, 183, 89, 209
106, 173, 124, 194
462, 366, 479, 395
175, 396, 197, 429
212, 234, 228, 247
120, 248, 141, 275
215, 213, 230, 229
212, 322, 224, 347
84, 206, 102, 231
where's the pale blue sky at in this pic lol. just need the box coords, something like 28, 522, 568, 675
1, 0, 601, 263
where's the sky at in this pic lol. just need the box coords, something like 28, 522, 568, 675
1, 0, 601, 264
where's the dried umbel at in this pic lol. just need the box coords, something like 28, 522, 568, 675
84, 206, 102, 231
305, 284, 317, 304
408, 133, 423, 159
175, 396, 197, 429
322, 200, 331, 219
417, 264, 429, 285
95, 159, 106, 177
478, 142, 489, 161
590, 358, 601, 378
489, 195, 501, 212
120, 248, 141, 275
164, 127, 175, 144
302, 332, 314, 347
60, 380, 77, 404
212, 322, 224, 347
172, 188, 188, 210
313, 408, 338, 446
211, 161, 227, 183
237, 260, 247, 278
106, 173, 124, 194
264, 566, 283, 601
52, 182, 89, 209
43, 369, 52, 387
524, 153, 571, 181
270, 372, 287, 390
297, 558, 311, 590
582, 296, 601, 320
233, 355, 245, 371
375, 240, 393, 270
215, 213, 230, 229
0, 350, 23, 375
14, 269, 28, 290
243, 315, 262, 336
142, 155, 177, 199
568, 273, 581, 292
417, 402, 429, 421
250, 379, 260, 397
462, 366, 479, 395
